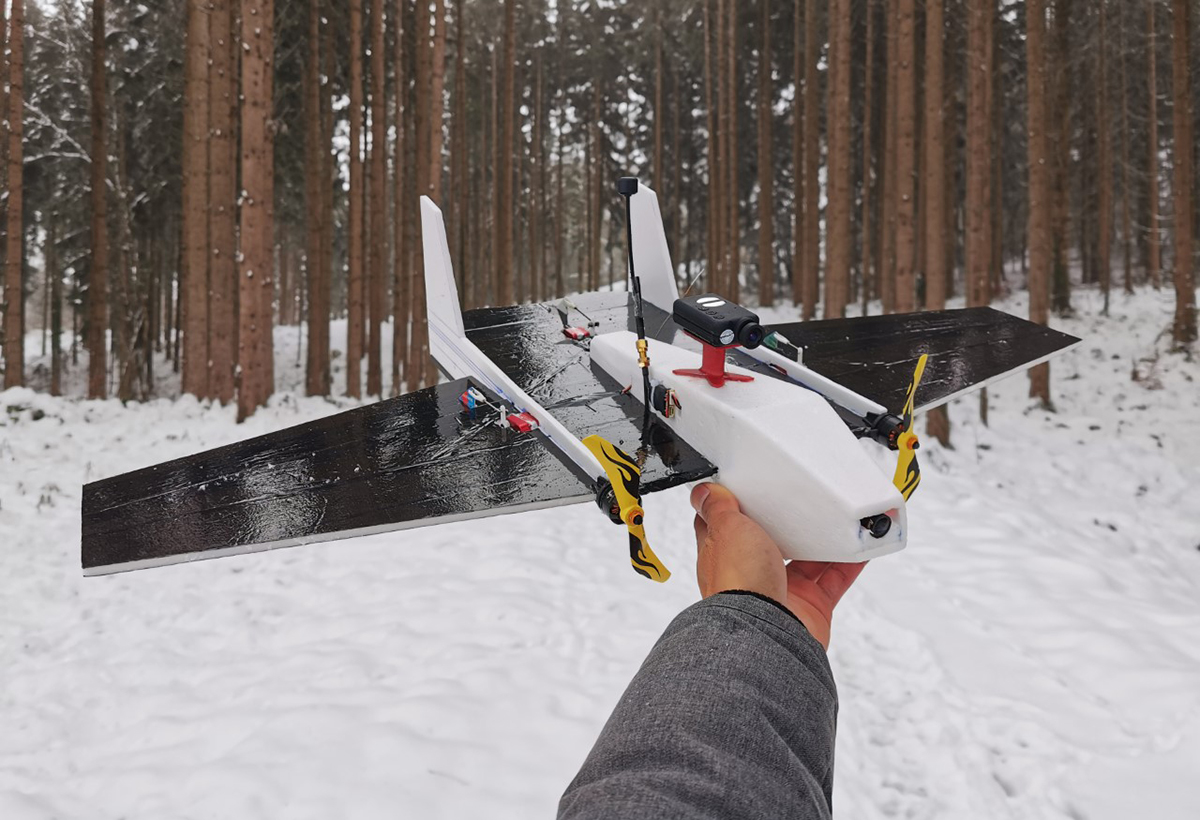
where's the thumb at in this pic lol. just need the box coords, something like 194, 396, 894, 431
690, 482, 741, 524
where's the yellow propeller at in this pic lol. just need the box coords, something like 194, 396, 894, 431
892, 354, 928, 501
582, 434, 671, 583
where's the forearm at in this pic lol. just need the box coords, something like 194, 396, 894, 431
558, 591, 838, 820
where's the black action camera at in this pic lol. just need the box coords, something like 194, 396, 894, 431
672, 294, 766, 349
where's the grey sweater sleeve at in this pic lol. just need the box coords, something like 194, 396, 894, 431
557, 591, 838, 820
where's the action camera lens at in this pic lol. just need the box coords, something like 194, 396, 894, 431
739, 323, 765, 349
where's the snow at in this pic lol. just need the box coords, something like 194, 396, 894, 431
2, 286, 1199, 819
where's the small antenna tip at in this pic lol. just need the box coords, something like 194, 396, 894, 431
617, 177, 639, 197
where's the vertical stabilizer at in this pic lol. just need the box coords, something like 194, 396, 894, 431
421, 196, 465, 339
630, 183, 679, 312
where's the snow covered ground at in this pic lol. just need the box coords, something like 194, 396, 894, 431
2, 285, 1198, 819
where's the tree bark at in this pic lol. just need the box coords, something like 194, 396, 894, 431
208, 0, 238, 404
1027, 0, 1052, 407
49, 214, 61, 396
495, 0, 516, 304
1170, 0, 1196, 344
237, 0, 276, 421
892, 0, 915, 314
347, 0, 365, 397
824, 0, 850, 318
756, 0, 773, 307
859, 0, 874, 315
392, 0, 408, 392
923, 0, 950, 444
965, 0, 992, 310
1049, 0, 1073, 314
705, 0, 720, 293
1095, 1, 1112, 314
182, 0, 210, 398
801, 0, 819, 317
1146, 0, 1161, 290
724, 0, 738, 299
81, 0, 101, 395
367, 0, 386, 396
305, 0, 329, 396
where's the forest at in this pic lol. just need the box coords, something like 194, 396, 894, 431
0, 0, 1196, 435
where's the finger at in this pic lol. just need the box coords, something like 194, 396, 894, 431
690, 481, 741, 524
815, 561, 868, 607
786, 560, 831, 582
693, 513, 708, 546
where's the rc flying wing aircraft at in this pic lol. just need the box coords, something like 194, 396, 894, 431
81, 179, 1081, 579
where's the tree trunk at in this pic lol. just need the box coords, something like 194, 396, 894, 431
892, 0, 915, 314
965, 0, 992, 310
1027, 0, 1052, 407
724, 0, 738, 299
923, 0, 950, 444
1147, 0, 1161, 290
496, 0, 516, 304
1170, 0, 1196, 344
756, 0, 773, 307
1118, 3, 1132, 295
392, 0, 408, 393
49, 214, 61, 396
880, 0, 897, 313
1095, 1, 1112, 315
182, 0, 210, 398
801, 0, 820, 317
347, 0, 365, 397
824, 0, 851, 318
705, 0, 720, 293
208, 0, 238, 403
791, 0, 802, 306
305, 0, 329, 396
81, 0, 101, 395
367, 0, 386, 397
1050, 0, 1073, 314
237, 0, 276, 422
860, 0, 874, 315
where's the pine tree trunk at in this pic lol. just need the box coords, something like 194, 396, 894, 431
801, 0, 820, 318
654, 8, 663, 189
496, 0, 516, 304
1027, 0, 1052, 407
891, 0, 915, 314
366, 0, 386, 397
860, 0, 874, 315
1170, 0, 1196, 344
880, 0, 897, 313
824, 0, 851, 318
49, 214, 61, 396
965, 0, 992, 310
1095, 1, 1112, 315
237, 0, 276, 422
1146, 0, 1161, 290
392, 0, 408, 393
182, 0, 210, 398
1118, 4, 1132, 295
320, 2, 334, 392
724, 0, 738, 299
304, 0, 329, 396
347, 0, 365, 397
1050, 0, 1073, 314
705, 0, 720, 293
208, 0, 238, 403
756, 0, 773, 308
923, 0, 950, 444
81, 0, 101, 395
453, 0, 468, 304
531, 49, 544, 302
407, 0, 431, 386
791, 0, 802, 306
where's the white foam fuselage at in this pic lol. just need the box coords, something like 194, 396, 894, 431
590, 331, 907, 563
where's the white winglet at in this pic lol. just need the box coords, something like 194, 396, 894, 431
630, 183, 679, 313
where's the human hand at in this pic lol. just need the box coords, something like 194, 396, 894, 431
690, 482, 867, 649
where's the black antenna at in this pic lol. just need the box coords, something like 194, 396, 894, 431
618, 176, 652, 431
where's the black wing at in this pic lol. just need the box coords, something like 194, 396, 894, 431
771, 307, 1081, 413
82, 378, 598, 575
